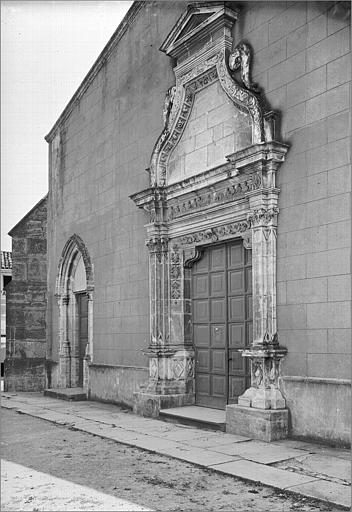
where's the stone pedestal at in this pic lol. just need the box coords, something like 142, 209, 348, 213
226, 404, 288, 442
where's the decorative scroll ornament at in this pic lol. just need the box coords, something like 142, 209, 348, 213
163, 86, 176, 128
148, 43, 271, 187
229, 42, 259, 92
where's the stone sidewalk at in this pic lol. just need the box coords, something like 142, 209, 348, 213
1, 392, 350, 510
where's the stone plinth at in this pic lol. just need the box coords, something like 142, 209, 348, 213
226, 404, 288, 442
133, 391, 194, 418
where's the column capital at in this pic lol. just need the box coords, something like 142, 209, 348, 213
247, 206, 279, 228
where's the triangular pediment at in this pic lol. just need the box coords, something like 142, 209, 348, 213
160, 2, 239, 60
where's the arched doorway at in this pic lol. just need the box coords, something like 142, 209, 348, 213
56, 235, 93, 389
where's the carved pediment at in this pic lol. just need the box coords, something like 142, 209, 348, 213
160, 2, 239, 60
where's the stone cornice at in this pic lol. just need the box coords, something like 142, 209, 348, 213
45, 2, 144, 143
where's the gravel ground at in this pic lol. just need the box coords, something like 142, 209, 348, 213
1, 408, 340, 512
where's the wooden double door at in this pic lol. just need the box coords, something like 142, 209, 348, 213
192, 240, 252, 409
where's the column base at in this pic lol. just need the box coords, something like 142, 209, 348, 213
226, 404, 288, 442
133, 391, 195, 418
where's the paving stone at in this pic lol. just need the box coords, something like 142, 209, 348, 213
160, 445, 239, 467
210, 440, 307, 464
292, 454, 351, 482
286, 479, 351, 509
211, 459, 318, 489
131, 436, 181, 454
152, 427, 211, 442
296, 443, 351, 460
185, 434, 251, 448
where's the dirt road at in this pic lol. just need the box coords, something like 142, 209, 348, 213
1, 408, 339, 511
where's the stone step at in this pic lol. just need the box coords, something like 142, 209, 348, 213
44, 387, 86, 401
159, 405, 226, 432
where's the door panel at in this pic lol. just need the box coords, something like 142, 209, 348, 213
192, 240, 252, 409
210, 272, 225, 296
211, 325, 226, 346
211, 298, 226, 322
228, 297, 245, 322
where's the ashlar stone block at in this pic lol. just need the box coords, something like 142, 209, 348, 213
226, 404, 289, 442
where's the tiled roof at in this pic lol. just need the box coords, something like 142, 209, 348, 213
1, 251, 12, 270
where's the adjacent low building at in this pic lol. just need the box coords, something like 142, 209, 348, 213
1, 251, 12, 380
5, 196, 47, 391
42, 1, 351, 445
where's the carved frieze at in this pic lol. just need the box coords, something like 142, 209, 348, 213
178, 220, 250, 247
168, 173, 262, 220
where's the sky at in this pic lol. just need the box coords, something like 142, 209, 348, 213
1, 0, 133, 251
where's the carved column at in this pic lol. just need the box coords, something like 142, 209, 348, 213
58, 295, 71, 388
237, 206, 287, 410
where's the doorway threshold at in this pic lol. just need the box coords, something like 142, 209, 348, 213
44, 387, 86, 401
159, 405, 226, 432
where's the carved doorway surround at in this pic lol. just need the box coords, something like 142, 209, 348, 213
131, 2, 289, 434
55, 234, 94, 392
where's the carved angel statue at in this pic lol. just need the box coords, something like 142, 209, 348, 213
162, 85, 176, 128
228, 42, 259, 92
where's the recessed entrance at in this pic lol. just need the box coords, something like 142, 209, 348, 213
192, 240, 252, 409
76, 292, 88, 387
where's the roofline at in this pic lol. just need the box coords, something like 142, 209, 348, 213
45, 1, 144, 143
8, 193, 48, 237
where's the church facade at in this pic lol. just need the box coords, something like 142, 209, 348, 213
45, 1, 351, 445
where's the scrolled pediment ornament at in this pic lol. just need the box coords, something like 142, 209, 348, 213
148, 39, 276, 188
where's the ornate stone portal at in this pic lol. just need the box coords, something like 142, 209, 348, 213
131, 3, 289, 439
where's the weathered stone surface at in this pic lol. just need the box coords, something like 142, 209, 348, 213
5, 196, 47, 392
211, 459, 318, 489
226, 404, 288, 442
133, 391, 194, 418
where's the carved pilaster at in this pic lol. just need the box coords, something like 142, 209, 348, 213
146, 235, 169, 346
237, 206, 287, 410
57, 294, 71, 388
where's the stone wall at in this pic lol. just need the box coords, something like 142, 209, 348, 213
238, 1, 351, 444
168, 80, 252, 184
46, 2, 188, 399
5, 197, 47, 391
46, 1, 350, 443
